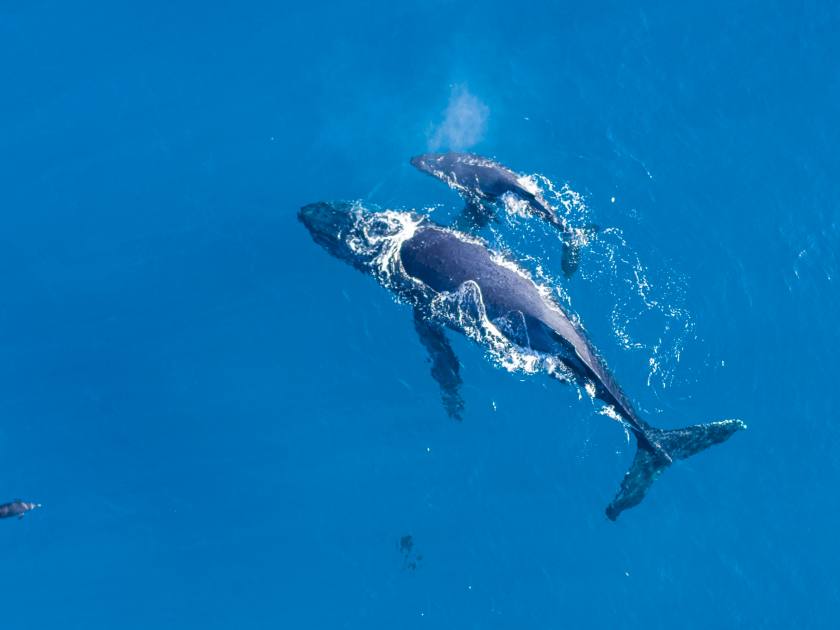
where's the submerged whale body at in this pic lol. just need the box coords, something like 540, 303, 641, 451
410, 151, 595, 277
298, 201, 745, 520
0, 499, 41, 520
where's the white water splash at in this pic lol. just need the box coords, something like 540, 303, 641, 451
487, 174, 695, 391
580, 225, 695, 390
427, 279, 582, 392
345, 204, 424, 286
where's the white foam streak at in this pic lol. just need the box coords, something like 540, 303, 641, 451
483, 173, 695, 392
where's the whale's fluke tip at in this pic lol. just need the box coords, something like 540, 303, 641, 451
606, 418, 746, 520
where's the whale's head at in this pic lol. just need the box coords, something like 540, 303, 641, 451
411, 152, 482, 187
299, 201, 360, 264
409, 153, 444, 174
299, 201, 419, 272
410, 152, 449, 176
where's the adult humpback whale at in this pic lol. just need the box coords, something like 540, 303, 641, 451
410, 152, 595, 276
298, 201, 745, 520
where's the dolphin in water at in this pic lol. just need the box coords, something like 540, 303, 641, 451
410, 152, 596, 277
298, 201, 745, 519
0, 499, 41, 520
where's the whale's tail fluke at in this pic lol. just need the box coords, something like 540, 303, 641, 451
605, 418, 746, 520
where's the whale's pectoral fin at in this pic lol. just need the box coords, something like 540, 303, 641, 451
453, 198, 494, 231
413, 309, 464, 420
605, 419, 746, 520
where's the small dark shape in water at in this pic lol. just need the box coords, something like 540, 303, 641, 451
399, 534, 421, 571
399, 535, 413, 553
0, 499, 42, 520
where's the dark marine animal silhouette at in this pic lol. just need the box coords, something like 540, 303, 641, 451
0, 499, 41, 520
298, 201, 745, 520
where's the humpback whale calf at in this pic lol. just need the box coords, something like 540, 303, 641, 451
0, 499, 41, 520
298, 201, 745, 519
410, 152, 595, 276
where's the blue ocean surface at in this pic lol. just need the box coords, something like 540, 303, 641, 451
1, 1, 838, 627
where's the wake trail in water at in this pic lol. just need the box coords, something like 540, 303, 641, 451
481, 173, 695, 392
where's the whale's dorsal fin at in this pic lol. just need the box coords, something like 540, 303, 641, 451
492, 310, 530, 348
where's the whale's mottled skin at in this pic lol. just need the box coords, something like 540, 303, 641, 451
410, 152, 595, 276
0, 500, 41, 520
298, 201, 745, 520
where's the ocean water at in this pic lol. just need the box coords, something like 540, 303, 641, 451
2, 1, 839, 628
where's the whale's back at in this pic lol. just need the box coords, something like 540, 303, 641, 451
399, 225, 643, 427
400, 226, 548, 322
